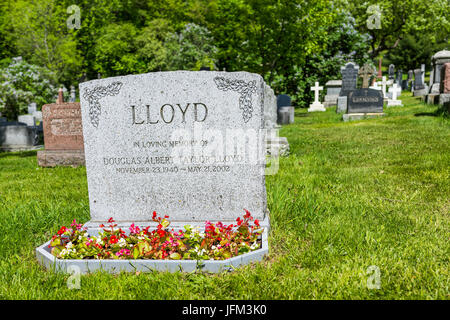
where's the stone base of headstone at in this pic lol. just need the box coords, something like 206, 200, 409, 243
386, 99, 403, 107
308, 102, 326, 112
413, 87, 428, 97
277, 106, 294, 124
323, 95, 338, 108
429, 83, 440, 94
37, 149, 85, 167
342, 113, 385, 122
438, 93, 450, 105
266, 136, 290, 157
425, 93, 440, 105
336, 96, 347, 113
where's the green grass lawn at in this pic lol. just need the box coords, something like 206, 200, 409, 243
0, 92, 448, 299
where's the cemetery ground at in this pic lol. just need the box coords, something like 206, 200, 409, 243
0, 93, 448, 300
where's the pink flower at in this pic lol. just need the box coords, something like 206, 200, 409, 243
129, 223, 140, 234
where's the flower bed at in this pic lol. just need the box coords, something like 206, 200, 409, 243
49, 210, 262, 261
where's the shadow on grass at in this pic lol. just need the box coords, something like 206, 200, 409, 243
414, 103, 450, 117
0, 150, 38, 158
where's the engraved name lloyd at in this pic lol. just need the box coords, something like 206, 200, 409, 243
130, 102, 208, 124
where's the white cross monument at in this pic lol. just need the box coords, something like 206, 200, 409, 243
380, 76, 392, 98
308, 82, 326, 112
387, 83, 403, 106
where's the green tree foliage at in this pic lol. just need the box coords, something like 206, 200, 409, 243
8, 0, 82, 85
93, 21, 217, 77
345, 0, 450, 59
166, 23, 218, 70
0, 59, 57, 120
0, 0, 448, 108
386, 33, 449, 72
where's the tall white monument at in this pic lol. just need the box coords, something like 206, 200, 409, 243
308, 82, 326, 112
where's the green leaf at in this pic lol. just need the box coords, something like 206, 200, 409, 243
133, 247, 139, 259
161, 219, 170, 228
50, 238, 60, 247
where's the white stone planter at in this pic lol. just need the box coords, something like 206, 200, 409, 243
36, 228, 269, 274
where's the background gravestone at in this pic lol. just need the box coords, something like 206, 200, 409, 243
264, 84, 289, 157
343, 88, 384, 122
358, 64, 376, 88
276, 94, 294, 124
36, 97, 85, 167
388, 64, 395, 81
413, 68, 428, 96
0, 121, 39, 151
407, 70, 413, 91
429, 50, 450, 94
396, 70, 403, 86
323, 80, 342, 107
339, 62, 359, 96
276, 94, 291, 108
337, 62, 359, 113
439, 63, 450, 105
28, 102, 37, 115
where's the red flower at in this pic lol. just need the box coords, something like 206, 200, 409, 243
108, 217, 115, 223
152, 211, 157, 219
109, 235, 118, 244
57, 226, 67, 235
254, 219, 260, 227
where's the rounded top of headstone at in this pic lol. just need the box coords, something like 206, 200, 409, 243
325, 80, 342, 86
0, 121, 27, 126
432, 50, 450, 60
341, 62, 359, 71
277, 94, 292, 108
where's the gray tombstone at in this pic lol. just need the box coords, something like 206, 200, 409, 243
347, 89, 384, 114
388, 64, 395, 81
338, 62, 359, 113
339, 62, 359, 97
33, 111, 43, 122
69, 85, 76, 102
18, 114, 36, 127
421, 64, 426, 84
343, 88, 385, 121
28, 102, 37, 115
413, 68, 428, 96
429, 50, 450, 94
277, 107, 294, 124
276, 94, 294, 124
277, 94, 292, 108
396, 70, 403, 86
324, 80, 342, 107
0, 121, 39, 151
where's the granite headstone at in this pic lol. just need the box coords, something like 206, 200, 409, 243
79, 71, 269, 227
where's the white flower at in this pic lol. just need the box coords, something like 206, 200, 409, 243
118, 238, 127, 248
66, 242, 73, 249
